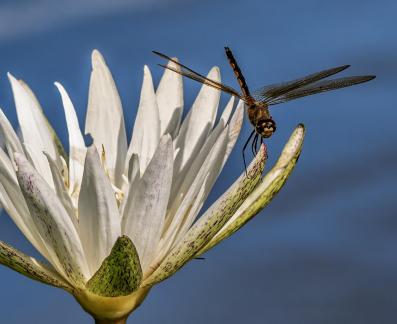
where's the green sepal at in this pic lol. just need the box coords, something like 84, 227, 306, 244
0, 240, 72, 291
197, 124, 305, 254
86, 236, 142, 297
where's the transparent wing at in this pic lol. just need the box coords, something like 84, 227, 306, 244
252, 65, 350, 103
153, 51, 243, 99
268, 75, 376, 105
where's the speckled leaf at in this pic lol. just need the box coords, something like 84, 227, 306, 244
198, 124, 305, 255
0, 240, 71, 291
143, 145, 266, 286
86, 236, 142, 297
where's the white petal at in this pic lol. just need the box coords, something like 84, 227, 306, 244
157, 127, 229, 260
85, 50, 127, 187
220, 96, 235, 125
173, 67, 221, 174
156, 58, 184, 137
127, 65, 161, 175
78, 146, 121, 275
167, 100, 242, 223
122, 135, 173, 271
43, 152, 77, 229
168, 115, 225, 208
120, 153, 140, 214
8, 73, 57, 187
0, 109, 24, 165
15, 154, 89, 285
0, 148, 51, 262
144, 146, 266, 286
222, 100, 244, 167
54, 82, 86, 197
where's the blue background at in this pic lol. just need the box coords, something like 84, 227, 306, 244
0, 0, 396, 323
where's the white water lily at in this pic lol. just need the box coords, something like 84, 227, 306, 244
0, 49, 305, 324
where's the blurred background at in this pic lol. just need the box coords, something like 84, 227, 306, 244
0, 0, 396, 323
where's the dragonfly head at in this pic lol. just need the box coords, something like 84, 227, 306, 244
256, 118, 276, 138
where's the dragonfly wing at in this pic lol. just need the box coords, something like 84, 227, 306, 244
252, 65, 350, 103
267, 75, 375, 105
153, 51, 243, 99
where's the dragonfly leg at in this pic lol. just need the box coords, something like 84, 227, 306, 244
251, 134, 258, 156
242, 130, 256, 176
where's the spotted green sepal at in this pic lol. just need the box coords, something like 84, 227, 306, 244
198, 124, 305, 254
0, 240, 72, 291
86, 236, 142, 297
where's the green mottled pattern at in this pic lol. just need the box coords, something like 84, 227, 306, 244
0, 240, 71, 290
144, 146, 267, 287
199, 124, 305, 253
87, 236, 142, 297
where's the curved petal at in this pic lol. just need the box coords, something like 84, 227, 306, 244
43, 152, 77, 229
8, 73, 62, 187
162, 101, 244, 248
85, 50, 127, 187
198, 124, 305, 254
220, 96, 235, 125
127, 65, 161, 176
222, 100, 244, 167
156, 58, 184, 138
0, 109, 24, 165
120, 153, 140, 214
54, 82, 86, 198
173, 67, 221, 175
15, 154, 89, 286
18, 79, 67, 162
122, 135, 173, 271
159, 127, 229, 255
0, 148, 52, 262
144, 145, 267, 286
78, 146, 121, 275
170, 126, 232, 244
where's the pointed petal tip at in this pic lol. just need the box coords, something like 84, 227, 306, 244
7, 72, 17, 83
208, 66, 220, 78
91, 49, 105, 69
143, 64, 152, 75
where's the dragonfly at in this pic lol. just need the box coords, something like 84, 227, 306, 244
153, 48, 375, 170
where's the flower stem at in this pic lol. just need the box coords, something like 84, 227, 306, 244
94, 316, 127, 324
